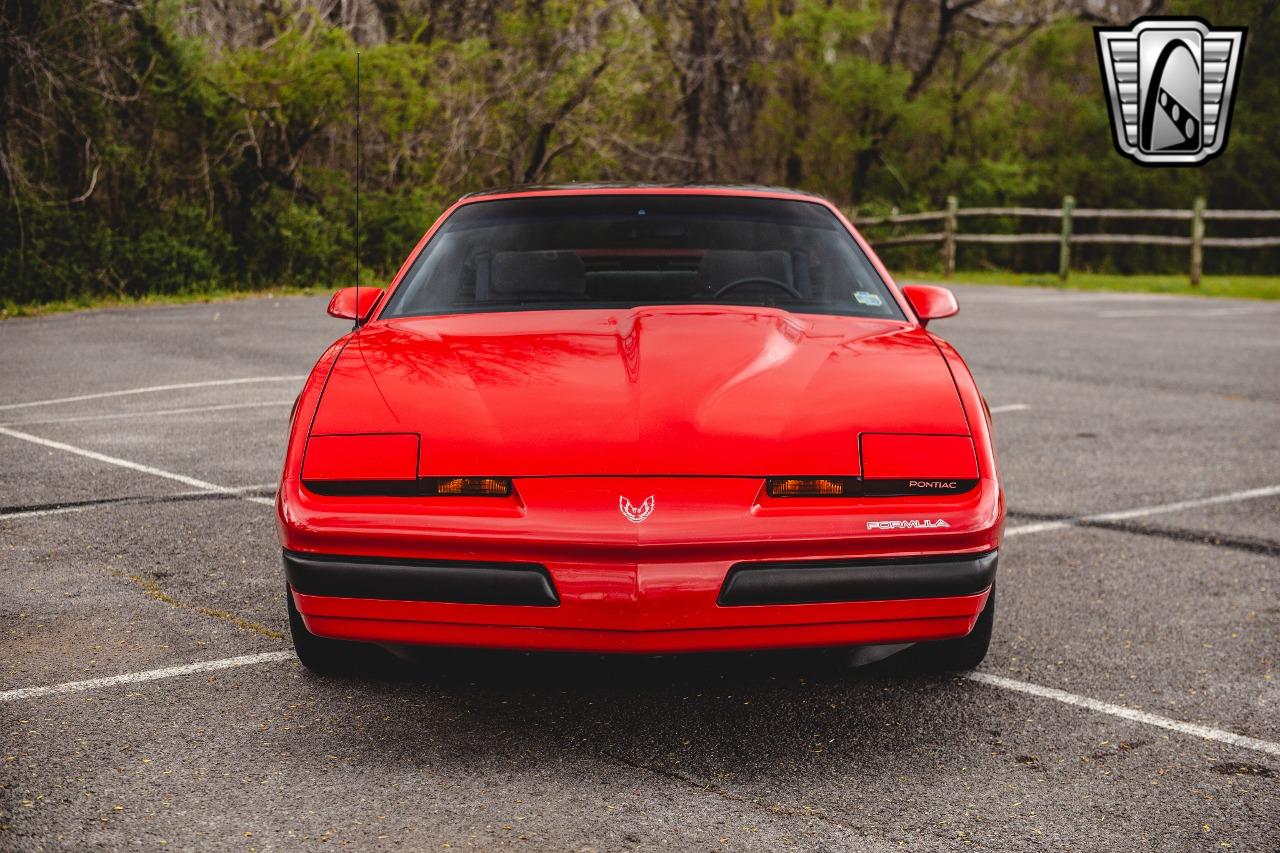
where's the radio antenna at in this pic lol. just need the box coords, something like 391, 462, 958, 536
353, 49, 361, 331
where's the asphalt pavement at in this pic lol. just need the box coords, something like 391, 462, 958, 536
1, 284, 1277, 851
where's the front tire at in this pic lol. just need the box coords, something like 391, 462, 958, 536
286, 586, 377, 675
902, 583, 995, 672
875, 581, 993, 676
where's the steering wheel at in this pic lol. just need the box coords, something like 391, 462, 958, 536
712, 276, 803, 300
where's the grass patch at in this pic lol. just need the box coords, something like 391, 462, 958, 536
1, 284, 330, 319
904, 271, 1280, 300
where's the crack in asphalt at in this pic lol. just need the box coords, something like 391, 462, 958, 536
8, 492, 1272, 560
0, 488, 276, 517
597, 749, 865, 842
1006, 510, 1280, 557
967, 362, 1280, 405
111, 569, 287, 642
1082, 520, 1280, 557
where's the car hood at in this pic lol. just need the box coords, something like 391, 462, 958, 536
310, 306, 970, 476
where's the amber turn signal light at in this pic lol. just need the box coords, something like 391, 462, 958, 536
766, 477, 859, 498
422, 477, 513, 497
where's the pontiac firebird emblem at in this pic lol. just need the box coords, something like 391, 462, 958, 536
619, 495, 655, 523
1095, 17, 1246, 166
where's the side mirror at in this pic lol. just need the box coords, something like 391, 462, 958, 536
327, 287, 384, 322
901, 284, 958, 327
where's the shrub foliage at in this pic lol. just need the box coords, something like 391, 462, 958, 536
1, 0, 1275, 306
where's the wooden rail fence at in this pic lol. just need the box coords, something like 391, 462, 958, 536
848, 196, 1280, 285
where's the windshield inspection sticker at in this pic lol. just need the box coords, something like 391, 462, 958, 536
854, 291, 884, 307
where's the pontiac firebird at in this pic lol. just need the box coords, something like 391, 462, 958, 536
277, 185, 1004, 673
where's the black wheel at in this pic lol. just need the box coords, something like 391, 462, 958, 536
286, 586, 378, 675
875, 578, 993, 671
899, 583, 995, 673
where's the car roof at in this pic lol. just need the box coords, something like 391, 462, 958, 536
460, 183, 830, 202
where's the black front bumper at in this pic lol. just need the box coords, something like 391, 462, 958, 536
286, 548, 996, 610
717, 550, 998, 606
283, 550, 560, 606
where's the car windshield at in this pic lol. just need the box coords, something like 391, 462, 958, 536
380, 194, 904, 321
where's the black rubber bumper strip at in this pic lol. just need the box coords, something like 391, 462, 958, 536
718, 550, 997, 606
283, 550, 559, 606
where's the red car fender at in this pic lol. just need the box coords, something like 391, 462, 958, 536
929, 332, 1005, 540
276, 336, 353, 534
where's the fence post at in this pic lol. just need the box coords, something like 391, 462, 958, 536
1058, 195, 1075, 281
1189, 196, 1205, 287
942, 195, 958, 278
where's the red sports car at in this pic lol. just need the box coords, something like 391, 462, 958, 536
277, 185, 1003, 673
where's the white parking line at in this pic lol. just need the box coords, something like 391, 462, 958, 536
0, 400, 293, 427
988, 403, 1030, 414
4, 649, 1276, 761
0, 426, 275, 507
968, 672, 1280, 758
0, 652, 294, 703
0, 375, 304, 412
1006, 484, 1280, 537
1098, 306, 1264, 319
0, 483, 277, 521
